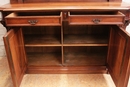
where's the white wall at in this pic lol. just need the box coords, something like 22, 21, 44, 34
0, 0, 10, 19
0, 0, 8, 57
0, 0, 9, 6
123, 0, 130, 3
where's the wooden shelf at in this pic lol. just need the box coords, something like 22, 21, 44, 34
64, 34, 108, 45
24, 35, 61, 47
63, 44, 108, 46
27, 52, 62, 66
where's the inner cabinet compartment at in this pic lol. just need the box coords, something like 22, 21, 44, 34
23, 26, 62, 66
5, 11, 62, 26
63, 25, 109, 66
63, 25, 109, 46
68, 11, 125, 25
63, 46, 107, 66
26, 47, 62, 66
23, 26, 61, 46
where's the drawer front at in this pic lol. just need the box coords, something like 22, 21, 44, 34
69, 12, 125, 25
5, 12, 62, 26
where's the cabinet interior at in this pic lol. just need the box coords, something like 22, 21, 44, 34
69, 11, 118, 15
12, 11, 61, 16
23, 26, 61, 46
26, 47, 62, 66
3, 1, 130, 87
22, 25, 110, 67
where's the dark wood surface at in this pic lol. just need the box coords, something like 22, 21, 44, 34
63, 46, 107, 66
107, 26, 130, 87
69, 11, 125, 25
24, 35, 61, 46
3, 28, 27, 87
64, 34, 108, 44
23, 26, 62, 46
1, 1, 130, 87
9, 0, 123, 4
27, 52, 62, 66
26, 46, 107, 66
5, 12, 62, 26
1, 2, 130, 11
26, 66, 107, 74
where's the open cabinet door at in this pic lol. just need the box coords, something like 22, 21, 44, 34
3, 28, 26, 87
107, 25, 130, 87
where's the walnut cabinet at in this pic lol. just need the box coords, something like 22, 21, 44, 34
0, 2, 130, 87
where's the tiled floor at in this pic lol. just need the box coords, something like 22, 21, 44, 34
0, 57, 13, 87
0, 57, 130, 87
20, 74, 116, 87
0, 57, 117, 87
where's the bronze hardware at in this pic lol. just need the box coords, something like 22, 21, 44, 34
92, 19, 101, 24
28, 20, 38, 25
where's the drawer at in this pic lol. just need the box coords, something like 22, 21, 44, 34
5, 12, 62, 26
68, 11, 125, 25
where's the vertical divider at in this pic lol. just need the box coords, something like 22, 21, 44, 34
61, 12, 64, 66
61, 23, 64, 66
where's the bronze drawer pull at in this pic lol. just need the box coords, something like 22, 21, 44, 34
92, 19, 101, 24
28, 20, 38, 25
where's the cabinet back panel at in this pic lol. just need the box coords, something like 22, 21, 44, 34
64, 46, 107, 53
25, 47, 61, 53
23, 26, 61, 35
64, 46, 108, 66
25, 47, 62, 66
63, 25, 109, 35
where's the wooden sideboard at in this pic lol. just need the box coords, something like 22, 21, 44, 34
0, 2, 130, 87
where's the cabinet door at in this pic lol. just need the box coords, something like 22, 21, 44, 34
107, 25, 130, 87
3, 28, 26, 87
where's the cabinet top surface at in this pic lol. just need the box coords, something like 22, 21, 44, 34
0, 2, 130, 11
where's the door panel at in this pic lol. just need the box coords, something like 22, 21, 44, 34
3, 28, 26, 87
107, 25, 130, 87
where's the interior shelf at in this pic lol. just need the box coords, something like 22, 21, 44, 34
27, 52, 61, 66
63, 34, 108, 45
64, 52, 106, 66
63, 46, 107, 66
63, 25, 109, 46
26, 47, 62, 66
24, 35, 61, 46
23, 26, 61, 47
23, 25, 109, 67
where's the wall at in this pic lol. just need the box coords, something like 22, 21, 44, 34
0, 0, 9, 57
123, 0, 130, 2
0, 0, 9, 6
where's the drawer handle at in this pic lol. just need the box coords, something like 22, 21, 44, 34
92, 19, 101, 24
28, 20, 38, 25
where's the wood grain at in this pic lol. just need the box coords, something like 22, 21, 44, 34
107, 25, 130, 87
3, 28, 26, 87
9, 0, 123, 4
1, 2, 129, 11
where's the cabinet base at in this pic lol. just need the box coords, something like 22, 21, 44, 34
26, 66, 107, 74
